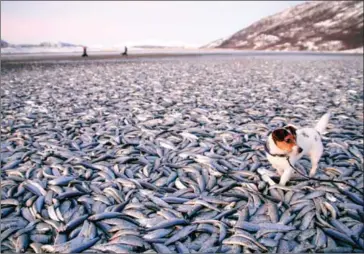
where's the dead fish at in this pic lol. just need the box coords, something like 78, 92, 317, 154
2, 55, 364, 254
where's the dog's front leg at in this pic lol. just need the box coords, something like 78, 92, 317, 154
276, 167, 284, 176
279, 167, 293, 186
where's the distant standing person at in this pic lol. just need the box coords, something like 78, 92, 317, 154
82, 46, 88, 57
122, 46, 128, 56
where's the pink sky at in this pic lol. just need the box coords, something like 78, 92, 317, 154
1, 1, 304, 46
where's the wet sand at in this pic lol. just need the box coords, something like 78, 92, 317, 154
1, 52, 211, 63
2, 50, 362, 64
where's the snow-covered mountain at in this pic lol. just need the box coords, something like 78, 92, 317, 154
39, 42, 78, 47
210, 1, 363, 51
125, 40, 199, 49
1, 40, 9, 48
1, 39, 199, 54
1, 41, 83, 54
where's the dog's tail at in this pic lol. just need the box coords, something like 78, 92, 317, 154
315, 112, 331, 134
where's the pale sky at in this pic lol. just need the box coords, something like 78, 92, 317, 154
1, 1, 305, 47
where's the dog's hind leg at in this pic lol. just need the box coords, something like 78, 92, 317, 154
309, 146, 323, 177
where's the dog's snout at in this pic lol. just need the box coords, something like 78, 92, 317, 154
298, 147, 303, 153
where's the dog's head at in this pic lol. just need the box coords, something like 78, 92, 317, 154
272, 125, 302, 153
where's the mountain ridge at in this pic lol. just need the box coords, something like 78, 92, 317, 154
206, 1, 363, 51
1, 40, 197, 50
0, 40, 80, 48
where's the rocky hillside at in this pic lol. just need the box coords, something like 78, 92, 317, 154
201, 37, 227, 49
213, 1, 363, 51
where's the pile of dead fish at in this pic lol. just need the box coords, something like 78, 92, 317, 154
1, 56, 363, 253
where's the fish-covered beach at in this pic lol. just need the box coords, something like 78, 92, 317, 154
1, 53, 363, 253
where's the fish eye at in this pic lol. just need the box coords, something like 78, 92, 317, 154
286, 139, 291, 143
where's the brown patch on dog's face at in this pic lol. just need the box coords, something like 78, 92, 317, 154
284, 125, 297, 138
272, 128, 297, 152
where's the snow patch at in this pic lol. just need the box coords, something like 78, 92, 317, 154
254, 34, 280, 43
236, 41, 248, 47
318, 40, 344, 51
342, 46, 364, 54
247, 33, 257, 40
290, 27, 304, 33
311, 37, 323, 42
301, 41, 319, 51
343, 8, 363, 20
252, 34, 280, 49
314, 19, 339, 28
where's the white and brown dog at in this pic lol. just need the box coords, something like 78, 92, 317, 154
265, 113, 331, 186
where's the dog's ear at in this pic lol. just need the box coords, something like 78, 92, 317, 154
285, 125, 297, 137
272, 129, 288, 142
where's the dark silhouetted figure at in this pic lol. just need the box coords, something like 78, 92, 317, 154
122, 46, 128, 56
82, 46, 88, 57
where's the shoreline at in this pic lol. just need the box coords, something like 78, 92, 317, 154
1, 50, 362, 64
1, 52, 210, 64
